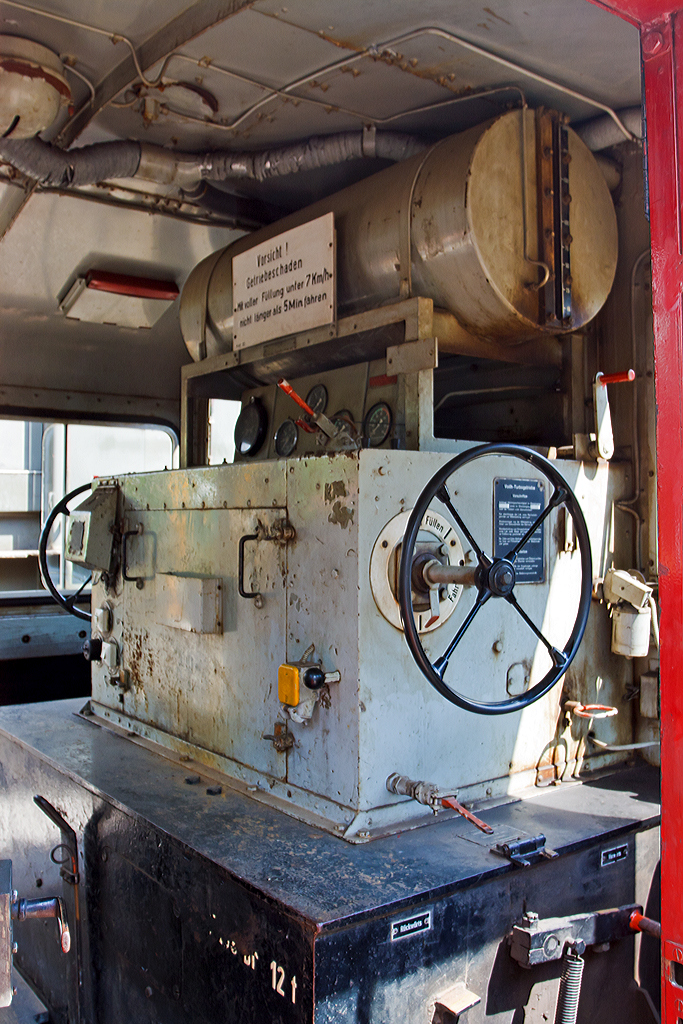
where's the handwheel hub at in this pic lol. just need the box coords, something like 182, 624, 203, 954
487, 559, 516, 597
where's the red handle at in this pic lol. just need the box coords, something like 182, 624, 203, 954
277, 378, 315, 417
597, 369, 636, 385
629, 910, 661, 939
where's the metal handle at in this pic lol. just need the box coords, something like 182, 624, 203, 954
12, 897, 70, 953
122, 523, 145, 588
238, 533, 261, 603
596, 369, 636, 385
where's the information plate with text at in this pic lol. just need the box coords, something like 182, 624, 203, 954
493, 478, 545, 583
232, 212, 335, 350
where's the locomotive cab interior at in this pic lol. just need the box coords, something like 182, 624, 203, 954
0, 3, 663, 1022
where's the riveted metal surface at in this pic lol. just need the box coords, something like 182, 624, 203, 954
90, 449, 634, 838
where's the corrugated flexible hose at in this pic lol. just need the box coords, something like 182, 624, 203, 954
554, 946, 585, 1024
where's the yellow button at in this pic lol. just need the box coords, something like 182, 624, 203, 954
278, 664, 300, 705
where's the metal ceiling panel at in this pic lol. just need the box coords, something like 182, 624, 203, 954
2, 0, 199, 50
253, 0, 641, 108
179, 9, 351, 90
285, 54, 452, 122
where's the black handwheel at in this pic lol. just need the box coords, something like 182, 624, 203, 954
39, 483, 92, 622
398, 444, 592, 715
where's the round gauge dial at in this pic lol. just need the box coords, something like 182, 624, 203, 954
306, 383, 328, 416
234, 398, 267, 457
363, 402, 392, 447
274, 418, 299, 457
332, 409, 358, 438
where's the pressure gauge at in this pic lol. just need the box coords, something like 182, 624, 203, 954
234, 397, 267, 457
274, 418, 299, 457
306, 384, 328, 416
363, 402, 392, 447
332, 410, 357, 438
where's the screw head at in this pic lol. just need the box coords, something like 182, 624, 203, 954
12, 942, 18, 954
145, 986, 153, 999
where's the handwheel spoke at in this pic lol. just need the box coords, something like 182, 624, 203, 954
64, 574, 92, 608
433, 590, 491, 679
505, 592, 566, 668
504, 486, 567, 562
435, 484, 484, 561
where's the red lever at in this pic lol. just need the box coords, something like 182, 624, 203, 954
442, 796, 494, 835
277, 378, 315, 417
597, 369, 636, 386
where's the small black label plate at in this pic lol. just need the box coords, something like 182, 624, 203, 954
601, 843, 629, 867
390, 910, 432, 942
494, 479, 545, 583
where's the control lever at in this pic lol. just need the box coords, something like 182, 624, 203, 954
12, 896, 71, 953
386, 773, 493, 833
592, 369, 635, 461
277, 379, 359, 450
1, 859, 70, 1010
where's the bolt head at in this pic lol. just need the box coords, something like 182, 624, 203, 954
12, 942, 18, 954
642, 30, 665, 57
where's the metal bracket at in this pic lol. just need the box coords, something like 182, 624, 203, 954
491, 833, 557, 868
510, 904, 642, 967
262, 721, 295, 752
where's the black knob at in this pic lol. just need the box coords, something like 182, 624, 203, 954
83, 638, 102, 662
303, 666, 325, 691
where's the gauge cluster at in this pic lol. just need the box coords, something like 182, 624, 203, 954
233, 360, 399, 461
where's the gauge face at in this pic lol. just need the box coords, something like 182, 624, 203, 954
364, 402, 392, 447
306, 383, 328, 416
274, 418, 299, 457
332, 410, 357, 438
234, 398, 267, 457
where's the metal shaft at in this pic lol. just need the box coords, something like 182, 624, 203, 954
423, 562, 478, 587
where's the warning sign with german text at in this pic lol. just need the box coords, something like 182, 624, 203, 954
232, 212, 335, 350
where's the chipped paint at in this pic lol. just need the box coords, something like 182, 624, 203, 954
324, 480, 347, 503
327, 501, 354, 529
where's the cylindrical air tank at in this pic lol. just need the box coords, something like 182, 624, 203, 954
180, 109, 618, 360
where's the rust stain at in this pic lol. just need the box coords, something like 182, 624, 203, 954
324, 480, 347, 503
328, 501, 354, 530
483, 6, 513, 25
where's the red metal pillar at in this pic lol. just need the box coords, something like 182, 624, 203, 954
590, 1, 683, 1019
639, 16, 683, 1021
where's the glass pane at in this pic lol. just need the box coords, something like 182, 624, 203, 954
0, 420, 26, 470
208, 399, 241, 465
66, 424, 175, 491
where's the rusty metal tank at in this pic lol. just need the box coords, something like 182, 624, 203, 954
180, 109, 618, 359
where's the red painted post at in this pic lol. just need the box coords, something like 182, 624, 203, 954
640, 17, 683, 1021
588, 2, 683, 1019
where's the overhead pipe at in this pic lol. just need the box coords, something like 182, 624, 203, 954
575, 106, 642, 152
0, 130, 427, 190
0, 102, 641, 192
